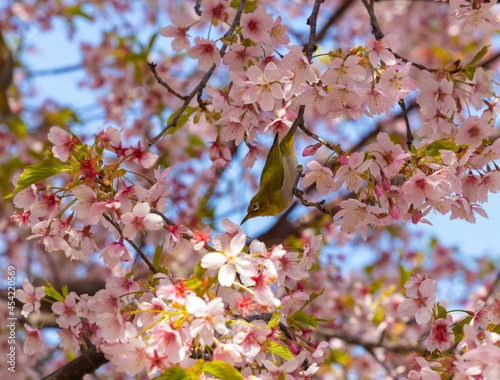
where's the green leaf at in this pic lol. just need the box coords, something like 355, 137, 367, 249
230, 0, 257, 12
7, 115, 27, 138
267, 342, 294, 361
298, 287, 324, 312
61, 285, 68, 297
202, 361, 243, 380
399, 264, 411, 289
437, 304, 448, 319
5, 157, 71, 198
421, 138, 458, 158
194, 262, 207, 279
156, 366, 189, 380
42, 280, 65, 302
292, 310, 317, 328
165, 106, 197, 136
148, 33, 158, 52
66, 5, 93, 21
125, 262, 137, 280
464, 65, 478, 81
452, 316, 473, 342
468, 45, 489, 66
268, 310, 281, 328
153, 239, 165, 271
489, 323, 500, 334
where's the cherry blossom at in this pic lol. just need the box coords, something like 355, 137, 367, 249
16, 278, 45, 318
121, 202, 163, 239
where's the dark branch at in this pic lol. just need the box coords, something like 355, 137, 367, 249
303, 0, 324, 59
399, 99, 414, 150
293, 165, 331, 215
360, 0, 435, 73
26, 64, 83, 77
102, 214, 158, 274
148, 62, 188, 100
317, 327, 426, 354
316, 0, 354, 43
42, 346, 108, 380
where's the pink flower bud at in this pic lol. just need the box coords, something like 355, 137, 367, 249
339, 155, 348, 165
374, 184, 383, 197
390, 204, 401, 220
411, 211, 422, 224
302, 143, 322, 157
383, 178, 391, 191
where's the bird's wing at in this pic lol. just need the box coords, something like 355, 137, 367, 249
260, 132, 284, 190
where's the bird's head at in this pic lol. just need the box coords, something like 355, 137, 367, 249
241, 194, 274, 224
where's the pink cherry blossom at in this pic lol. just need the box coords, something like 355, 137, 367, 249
334, 152, 372, 192
186, 296, 227, 346
282, 45, 318, 84
187, 37, 221, 70
244, 62, 288, 111
52, 292, 81, 328
121, 202, 164, 239
365, 33, 398, 66
201, 232, 257, 286
160, 16, 192, 52
270, 16, 290, 46
427, 315, 454, 352
379, 62, 418, 102
321, 55, 366, 86
398, 278, 437, 325
99, 240, 134, 268
240, 6, 273, 44
401, 170, 445, 207
47, 126, 77, 162
301, 160, 335, 195
455, 115, 492, 148
23, 324, 45, 355
16, 278, 46, 318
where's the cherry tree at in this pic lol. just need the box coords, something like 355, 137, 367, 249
1, 0, 500, 379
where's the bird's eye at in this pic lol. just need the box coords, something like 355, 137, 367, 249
252, 202, 259, 211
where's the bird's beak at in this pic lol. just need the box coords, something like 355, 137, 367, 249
241, 213, 252, 225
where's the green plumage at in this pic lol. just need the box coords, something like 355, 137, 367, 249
241, 121, 299, 224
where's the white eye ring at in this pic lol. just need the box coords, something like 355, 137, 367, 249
252, 202, 259, 211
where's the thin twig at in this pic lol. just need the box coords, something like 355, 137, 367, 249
103, 214, 158, 274
149, 208, 216, 252
293, 165, 331, 215
26, 64, 83, 77
148, 0, 247, 148
486, 270, 500, 301
315, 0, 354, 43
148, 62, 188, 100
360, 0, 435, 73
318, 327, 425, 354
399, 99, 414, 150
194, 0, 202, 16
303, 0, 324, 59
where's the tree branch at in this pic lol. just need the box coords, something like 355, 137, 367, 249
317, 327, 425, 354
102, 214, 158, 274
42, 346, 108, 380
360, 0, 435, 73
148, 62, 188, 100
315, 0, 354, 43
26, 64, 83, 77
293, 165, 331, 215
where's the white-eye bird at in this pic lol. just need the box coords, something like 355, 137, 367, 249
241, 119, 299, 224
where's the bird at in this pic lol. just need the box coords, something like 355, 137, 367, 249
241, 117, 299, 224
0, 30, 13, 121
